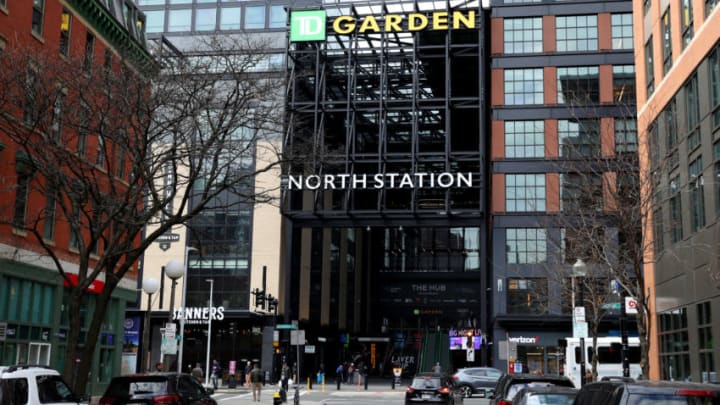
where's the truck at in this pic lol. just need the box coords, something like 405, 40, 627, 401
565, 336, 641, 388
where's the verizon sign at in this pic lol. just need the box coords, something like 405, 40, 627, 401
508, 336, 539, 344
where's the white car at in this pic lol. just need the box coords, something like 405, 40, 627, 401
0, 365, 87, 404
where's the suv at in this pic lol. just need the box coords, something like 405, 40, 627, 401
489, 374, 575, 405
452, 367, 503, 398
0, 364, 86, 405
573, 379, 720, 404
99, 373, 216, 405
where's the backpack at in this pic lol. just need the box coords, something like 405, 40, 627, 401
336, 365, 343, 374
251, 368, 263, 383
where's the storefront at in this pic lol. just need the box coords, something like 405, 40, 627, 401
495, 329, 569, 375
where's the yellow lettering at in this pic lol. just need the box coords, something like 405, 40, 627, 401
433, 12, 448, 29
453, 10, 475, 29
359, 15, 381, 33
408, 14, 428, 31
333, 16, 356, 34
385, 14, 403, 32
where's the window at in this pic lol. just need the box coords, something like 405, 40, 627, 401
43, 184, 57, 240
508, 278, 548, 314
562, 226, 606, 264
145, 10, 165, 33
557, 66, 599, 104
13, 170, 31, 229
168, 9, 192, 32
505, 174, 546, 212
556, 15, 598, 52
710, 46, 720, 128
664, 97, 678, 152
559, 119, 600, 158
97, 123, 106, 168
611, 14, 633, 49
689, 157, 705, 232
615, 118, 637, 153
645, 38, 655, 96
77, 105, 89, 157
505, 121, 544, 158
644, 0, 651, 15
195, 8, 216, 31
32, 0, 45, 36
653, 207, 664, 254
245, 6, 265, 29
83, 32, 95, 71
661, 9, 672, 74
1, 378, 28, 403
669, 176, 683, 243
681, 0, 694, 48
649, 121, 660, 168
697, 302, 716, 383
685, 74, 700, 150
220, 7, 241, 30
506, 228, 547, 264
707, 0, 719, 17
561, 173, 603, 212
659, 308, 690, 381
504, 69, 543, 105
23, 70, 39, 124
613, 65, 636, 104
0, 0, 6, 9
269, 5, 286, 28
51, 91, 66, 141
59, 8, 72, 56
715, 142, 720, 216
504, 18, 542, 54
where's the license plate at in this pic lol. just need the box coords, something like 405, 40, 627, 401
422, 394, 433, 399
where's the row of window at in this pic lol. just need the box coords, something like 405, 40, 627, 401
503, 65, 636, 106
502, 14, 632, 54
144, 4, 286, 33
658, 303, 716, 382
504, 118, 637, 159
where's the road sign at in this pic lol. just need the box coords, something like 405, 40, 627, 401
572, 321, 588, 338
164, 323, 176, 339
625, 297, 638, 314
573, 307, 586, 323
291, 329, 305, 345
305, 345, 316, 354
601, 303, 622, 310
276, 324, 297, 330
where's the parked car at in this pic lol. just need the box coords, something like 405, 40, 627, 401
512, 385, 577, 405
99, 373, 216, 405
452, 367, 503, 398
572, 378, 720, 405
489, 374, 575, 405
405, 372, 464, 405
0, 364, 87, 405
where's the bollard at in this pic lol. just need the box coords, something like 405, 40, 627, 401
294, 385, 300, 405
337, 376, 341, 390
364, 374, 368, 390
308, 377, 311, 390
273, 391, 283, 405
391, 378, 395, 390
322, 375, 325, 393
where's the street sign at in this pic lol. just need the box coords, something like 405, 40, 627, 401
276, 324, 297, 330
625, 297, 638, 314
601, 303, 622, 310
466, 348, 475, 362
305, 345, 316, 354
164, 323, 176, 339
572, 321, 588, 338
291, 329, 306, 345
573, 307, 586, 323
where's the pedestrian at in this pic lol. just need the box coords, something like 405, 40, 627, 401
244, 361, 253, 387
432, 362, 442, 373
347, 363, 355, 384
250, 363, 263, 402
335, 363, 343, 390
211, 359, 221, 389
281, 363, 290, 391
191, 363, 204, 383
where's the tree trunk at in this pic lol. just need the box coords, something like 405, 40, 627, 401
63, 289, 83, 392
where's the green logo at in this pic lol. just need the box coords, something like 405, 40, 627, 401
290, 10, 326, 42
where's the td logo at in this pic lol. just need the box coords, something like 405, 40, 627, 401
290, 10, 326, 42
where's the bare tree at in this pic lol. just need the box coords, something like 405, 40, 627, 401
0, 35, 284, 393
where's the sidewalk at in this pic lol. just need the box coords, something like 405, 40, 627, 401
212, 380, 409, 404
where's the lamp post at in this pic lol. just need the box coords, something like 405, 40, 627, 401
163, 259, 185, 370
572, 259, 587, 386
176, 246, 198, 373
142, 277, 160, 372
205, 278, 214, 387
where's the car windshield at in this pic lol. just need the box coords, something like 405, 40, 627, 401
627, 394, 720, 405
525, 393, 576, 405
411, 377, 442, 389
507, 383, 555, 400
105, 378, 168, 397
36, 375, 78, 403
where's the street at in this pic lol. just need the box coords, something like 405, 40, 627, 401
210, 382, 491, 405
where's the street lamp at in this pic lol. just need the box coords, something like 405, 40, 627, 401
142, 277, 159, 372
205, 278, 214, 387
163, 259, 184, 370
572, 259, 587, 386
177, 246, 198, 373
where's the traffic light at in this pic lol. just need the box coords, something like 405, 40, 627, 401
466, 331, 473, 349
267, 294, 278, 312
253, 288, 266, 309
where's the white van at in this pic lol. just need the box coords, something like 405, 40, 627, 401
565, 336, 641, 388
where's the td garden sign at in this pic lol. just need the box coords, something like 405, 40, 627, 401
290, 9, 477, 42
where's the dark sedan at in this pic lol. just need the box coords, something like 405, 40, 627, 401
406, 373, 464, 405
99, 373, 216, 405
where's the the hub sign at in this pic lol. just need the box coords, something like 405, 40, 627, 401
290, 9, 476, 42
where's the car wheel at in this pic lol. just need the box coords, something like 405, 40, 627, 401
459, 385, 472, 398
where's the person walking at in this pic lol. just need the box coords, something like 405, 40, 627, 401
432, 362, 442, 373
191, 363, 204, 383
211, 360, 221, 389
244, 361, 253, 387
250, 363, 263, 402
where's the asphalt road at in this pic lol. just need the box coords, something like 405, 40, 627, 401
211, 383, 492, 405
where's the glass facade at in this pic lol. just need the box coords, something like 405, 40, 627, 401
556, 15, 597, 52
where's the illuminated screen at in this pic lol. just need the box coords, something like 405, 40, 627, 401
449, 336, 481, 350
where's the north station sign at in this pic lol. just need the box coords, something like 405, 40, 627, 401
290, 9, 477, 41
